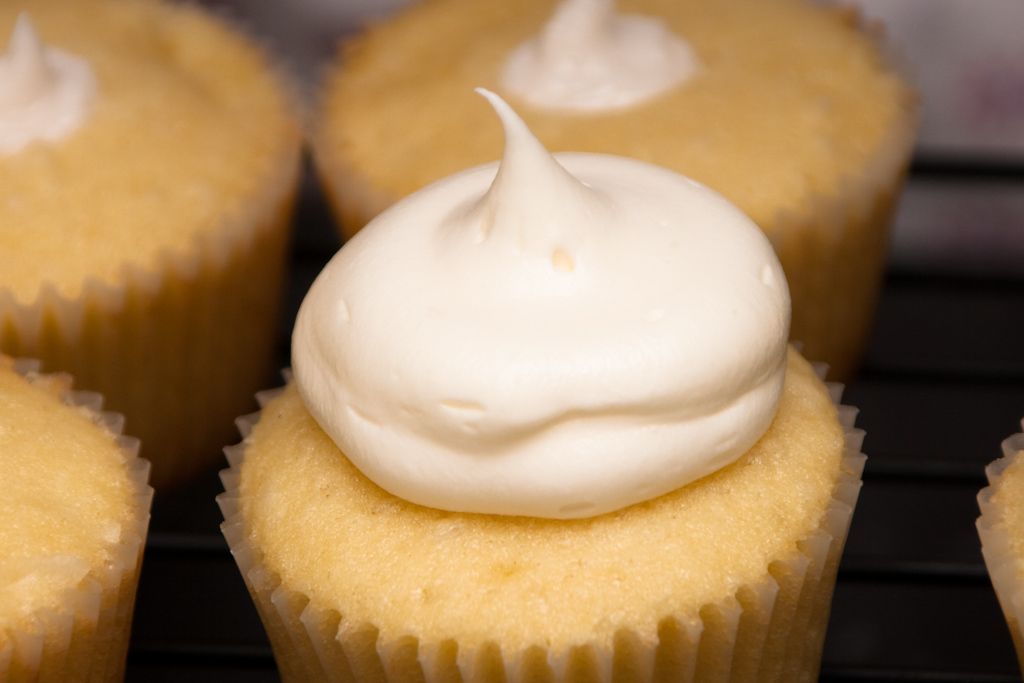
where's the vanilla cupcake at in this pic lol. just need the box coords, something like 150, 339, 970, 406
0, 0, 301, 486
221, 94, 866, 682
0, 355, 152, 681
977, 419, 1024, 671
313, 0, 916, 379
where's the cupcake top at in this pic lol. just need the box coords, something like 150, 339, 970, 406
294, 93, 789, 519
318, 0, 912, 230
0, 0, 298, 305
0, 356, 150, 630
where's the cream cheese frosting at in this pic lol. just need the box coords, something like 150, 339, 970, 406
501, 0, 699, 113
0, 13, 97, 155
293, 90, 789, 519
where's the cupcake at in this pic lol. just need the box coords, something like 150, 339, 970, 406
313, 0, 917, 379
977, 419, 1024, 671
221, 94, 866, 681
0, 355, 152, 681
0, 0, 302, 486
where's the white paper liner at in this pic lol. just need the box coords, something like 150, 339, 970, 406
977, 418, 1024, 671
0, 358, 154, 682
218, 362, 866, 682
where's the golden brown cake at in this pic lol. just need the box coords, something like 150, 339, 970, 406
0, 355, 152, 681
0, 0, 302, 486
220, 350, 865, 682
977, 421, 1024, 672
313, 0, 917, 379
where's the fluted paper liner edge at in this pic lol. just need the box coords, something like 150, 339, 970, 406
0, 358, 154, 682
977, 419, 1024, 672
218, 363, 865, 682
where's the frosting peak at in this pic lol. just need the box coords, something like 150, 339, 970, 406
501, 0, 699, 113
293, 93, 789, 519
467, 89, 609, 259
0, 13, 97, 155
2, 14, 50, 107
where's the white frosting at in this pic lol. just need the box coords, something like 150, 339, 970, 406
293, 91, 789, 519
501, 0, 698, 112
0, 13, 97, 155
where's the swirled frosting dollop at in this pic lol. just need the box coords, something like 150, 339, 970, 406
0, 13, 97, 155
501, 0, 698, 112
293, 91, 789, 519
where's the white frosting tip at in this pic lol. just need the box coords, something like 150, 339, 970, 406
474, 87, 534, 150
10, 13, 41, 54
501, 0, 699, 113
473, 86, 501, 108
4, 13, 47, 85
468, 86, 599, 256
0, 11, 97, 155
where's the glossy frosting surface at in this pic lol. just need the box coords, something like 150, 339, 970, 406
294, 94, 789, 518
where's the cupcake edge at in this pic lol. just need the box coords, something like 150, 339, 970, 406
0, 357, 153, 682
218, 361, 866, 682
977, 420, 1024, 671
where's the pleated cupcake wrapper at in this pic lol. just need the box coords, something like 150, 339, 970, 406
218, 363, 866, 683
0, 359, 153, 683
976, 419, 1024, 671
0, 138, 301, 488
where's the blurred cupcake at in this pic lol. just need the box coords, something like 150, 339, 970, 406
222, 95, 867, 681
977, 419, 1024, 671
0, 355, 152, 681
313, 0, 917, 379
0, 0, 302, 486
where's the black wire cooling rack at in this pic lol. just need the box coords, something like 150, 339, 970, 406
124, 157, 1024, 682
